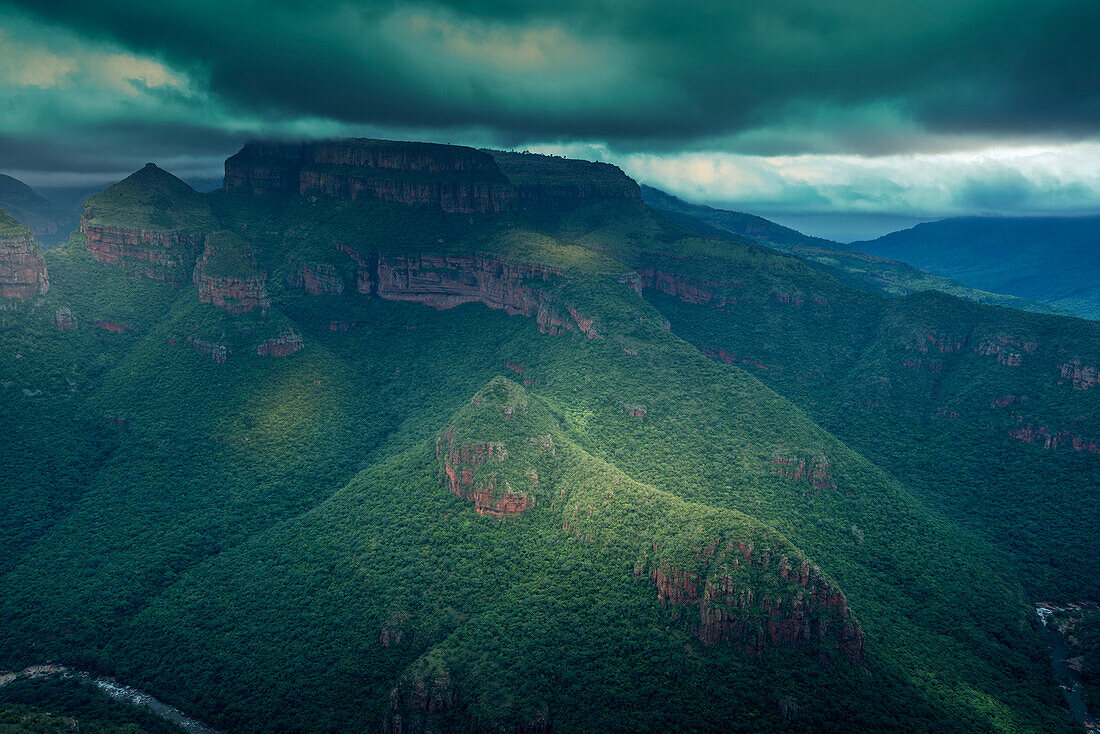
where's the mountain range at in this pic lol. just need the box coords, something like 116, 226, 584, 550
851, 216, 1100, 320
0, 139, 1097, 732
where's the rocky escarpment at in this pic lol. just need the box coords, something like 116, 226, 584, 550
192, 231, 270, 315
286, 259, 344, 295
382, 659, 455, 734
975, 336, 1037, 367
1009, 421, 1100, 455
256, 327, 304, 357
0, 211, 48, 300
646, 540, 864, 662
224, 139, 644, 213
1060, 360, 1099, 390
436, 425, 534, 517
225, 139, 516, 213
772, 455, 835, 491
374, 254, 601, 338
632, 268, 743, 308
83, 224, 205, 283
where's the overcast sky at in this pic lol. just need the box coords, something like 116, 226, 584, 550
2, 0, 1099, 237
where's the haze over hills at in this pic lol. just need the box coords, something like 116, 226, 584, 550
0, 138, 1097, 732
0, 174, 79, 248
640, 185, 1068, 316
851, 217, 1100, 321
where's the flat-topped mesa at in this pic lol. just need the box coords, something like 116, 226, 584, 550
81, 164, 216, 283
192, 231, 270, 315
0, 208, 48, 300
224, 139, 516, 213
489, 150, 642, 208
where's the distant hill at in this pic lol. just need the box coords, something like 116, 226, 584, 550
851, 216, 1100, 320
640, 185, 1066, 316
0, 174, 79, 247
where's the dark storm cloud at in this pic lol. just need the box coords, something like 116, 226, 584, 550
5, 0, 1100, 153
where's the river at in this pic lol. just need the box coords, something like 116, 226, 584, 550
0, 664, 224, 734
1036, 603, 1099, 734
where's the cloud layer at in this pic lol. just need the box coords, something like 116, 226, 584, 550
1, 0, 1099, 218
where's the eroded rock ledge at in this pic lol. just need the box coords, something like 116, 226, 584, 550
0, 226, 48, 300
646, 540, 864, 662
83, 223, 204, 283
436, 425, 534, 518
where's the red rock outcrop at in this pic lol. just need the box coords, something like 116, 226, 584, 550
225, 139, 516, 213
976, 336, 1036, 367
375, 254, 594, 338
194, 268, 270, 314
376, 254, 555, 312
1060, 360, 1099, 390
772, 455, 835, 490
436, 425, 533, 518
648, 540, 864, 662
192, 235, 271, 315
382, 662, 455, 734
0, 227, 48, 300
82, 223, 204, 284
190, 338, 228, 364
54, 308, 76, 330
286, 260, 344, 295
255, 328, 304, 357
1009, 422, 1100, 455
634, 268, 732, 306
93, 320, 130, 333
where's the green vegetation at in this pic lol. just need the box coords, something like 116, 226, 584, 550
81, 164, 216, 232
642, 185, 1067, 315
0, 152, 1094, 732
0, 207, 31, 236
198, 231, 260, 278
492, 151, 636, 188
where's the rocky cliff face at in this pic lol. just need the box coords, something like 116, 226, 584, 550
255, 328, 304, 357
0, 227, 48, 300
1008, 421, 1100, 455
224, 139, 515, 213
634, 268, 741, 308
225, 139, 644, 213
647, 540, 864, 662
82, 222, 204, 283
376, 254, 555, 313
193, 263, 270, 315
772, 455, 835, 491
1060, 360, 1099, 390
286, 259, 344, 295
192, 234, 271, 315
374, 254, 598, 337
382, 661, 455, 734
436, 425, 534, 518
